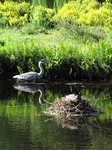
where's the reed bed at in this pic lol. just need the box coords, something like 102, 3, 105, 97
0, 0, 112, 81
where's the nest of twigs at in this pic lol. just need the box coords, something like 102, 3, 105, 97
46, 97, 98, 118
45, 95, 100, 130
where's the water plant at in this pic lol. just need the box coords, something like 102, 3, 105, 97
0, 0, 112, 81
0, 35, 112, 80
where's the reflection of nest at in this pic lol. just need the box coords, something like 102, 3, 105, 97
53, 115, 99, 130
45, 97, 99, 130
46, 97, 98, 118
45, 94, 98, 130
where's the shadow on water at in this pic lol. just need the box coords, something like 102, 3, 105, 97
0, 80, 112, 150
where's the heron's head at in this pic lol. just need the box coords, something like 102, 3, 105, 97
40, 59, 46, 64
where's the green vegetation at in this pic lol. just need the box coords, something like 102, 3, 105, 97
81, 86, 112, 120
0, 82, 112, 150
0, 0, 112, 81
0, 83, 112, 121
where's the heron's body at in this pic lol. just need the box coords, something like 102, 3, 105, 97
13, 72, 38, 82
13, 59, 46, 82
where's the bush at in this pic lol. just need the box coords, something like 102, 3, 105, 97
0, 0, 111, 28
0, 38, 112, 80
32, 6, 55, 28
0, 1, 32, 26
54, 0, 112, 28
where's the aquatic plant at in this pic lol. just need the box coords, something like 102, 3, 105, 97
0, 37, 112, 80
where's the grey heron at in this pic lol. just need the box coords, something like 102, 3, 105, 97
13, 59, 46, 82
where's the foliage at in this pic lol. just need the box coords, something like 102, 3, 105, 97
0, 82, 112, 149
32, 6, 55, 28
80, 86, 112, 120
0, 1, 32, 26
0, 83, 112, 121
0, 0, 112, 28
54, 0, 112, 28
0, 1, 112, 80
0, 1, 55, 27
0, 36, 112, 80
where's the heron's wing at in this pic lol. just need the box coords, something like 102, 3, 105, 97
13, 72, 38, 81
22, 72, 37, 81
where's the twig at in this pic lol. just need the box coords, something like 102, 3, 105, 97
43, 99, 53, 105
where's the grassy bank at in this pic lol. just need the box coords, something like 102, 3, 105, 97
0, 0, 112, 81
0, 23, 112, 81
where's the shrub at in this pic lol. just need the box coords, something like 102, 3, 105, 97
0, 37, 112, 80
0, 0, 111, 28
54, 0, 112, 28
32, 6, 55, 28
0, 1, 32, 26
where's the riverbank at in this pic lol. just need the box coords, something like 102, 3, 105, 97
0, 1, 112, 81
0, 23, 112, 81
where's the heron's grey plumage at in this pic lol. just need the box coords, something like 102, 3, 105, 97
13, 59, 46, 82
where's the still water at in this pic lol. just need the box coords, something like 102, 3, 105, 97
0, 81, 112, 150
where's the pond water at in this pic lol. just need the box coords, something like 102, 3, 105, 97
0, 81, 112, 150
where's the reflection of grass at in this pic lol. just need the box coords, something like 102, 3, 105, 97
81, 87, 112, 121
0, 86, 59, 120
0, 98, 47, 121
0, 84, 112, 150
0, 85, 112, 122
97, 98, 112, 121
0, 104, 37, 120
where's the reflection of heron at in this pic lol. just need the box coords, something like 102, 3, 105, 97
13, 59, 46, 82
13, 84, 39, 93
13, 84, 46, 105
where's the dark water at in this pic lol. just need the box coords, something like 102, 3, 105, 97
0, 81, 112, 150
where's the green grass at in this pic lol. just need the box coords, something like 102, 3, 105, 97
0, 27, 66, 47
0, 23, 110, 47
0, 23, 112, 81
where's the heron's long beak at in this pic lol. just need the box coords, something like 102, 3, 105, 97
44, 60, 47, 64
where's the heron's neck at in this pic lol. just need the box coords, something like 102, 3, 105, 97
38, 62, 44, 79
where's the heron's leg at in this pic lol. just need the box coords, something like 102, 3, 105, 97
30, 79, 36, 84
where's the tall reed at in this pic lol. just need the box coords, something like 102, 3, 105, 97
0, 38, 112, 80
